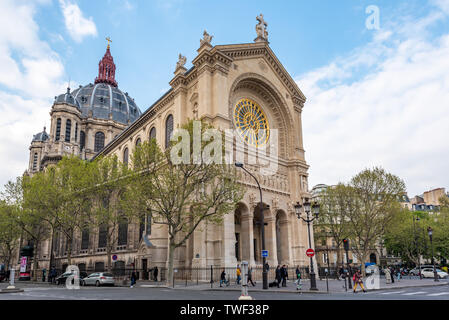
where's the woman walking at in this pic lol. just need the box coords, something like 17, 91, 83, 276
353, 269, 366, 293
295, 266, 302, 290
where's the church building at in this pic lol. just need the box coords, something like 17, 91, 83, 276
26, 16, 315, 277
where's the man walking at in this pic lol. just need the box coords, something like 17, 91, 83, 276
220, 269, 229, 287
247, 267, 256, 287
130, 271, 137, 288
153, 266, 158, 282
236, 265, 241, 284
295, 266, 302, 290
281, 265, 288, 287
275, 265, 281, 288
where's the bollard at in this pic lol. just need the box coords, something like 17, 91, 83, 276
7, 269, 15, 289
238, 261, 253, 300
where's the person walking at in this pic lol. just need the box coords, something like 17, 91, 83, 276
396, 268, 401, 282
281, 265, 288, 287
130, 271, 137, 288
384, 267, 391, 284
42, 268, 46, 282
153, 266, 158, 282
295, 266, 302, 290
389, 267, 395, 283
236, 265, 241, 284
220, 269, 228, 287
353, 269, 366, 293
247, 267, 256, 287
275, 265, 281, 288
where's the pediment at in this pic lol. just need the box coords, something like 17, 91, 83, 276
214, 43, 306, 104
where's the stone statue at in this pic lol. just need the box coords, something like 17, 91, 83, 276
200, 30, 213, 46
176, 54, 187, 70
255, 13, 268, 40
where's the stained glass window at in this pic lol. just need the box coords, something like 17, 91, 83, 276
234, 98, 269, 146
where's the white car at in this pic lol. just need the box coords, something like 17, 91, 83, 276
81, 272, 115, 286
421, 268, 448, 279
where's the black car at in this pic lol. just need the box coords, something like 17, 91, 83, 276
55, 271, 87, 285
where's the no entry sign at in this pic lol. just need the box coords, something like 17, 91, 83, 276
306, 249, 315, 257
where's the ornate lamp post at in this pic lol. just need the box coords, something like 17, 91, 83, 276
412, 215, 422, 279
234, 162, 268, 290
427, 227, 439, 282
294, 199, 320, 291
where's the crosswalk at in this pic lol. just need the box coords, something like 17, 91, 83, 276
374, 290, 449, 297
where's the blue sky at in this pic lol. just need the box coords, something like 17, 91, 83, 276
0, 0, 448, 197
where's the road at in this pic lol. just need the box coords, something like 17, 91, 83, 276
1, 283, 448, 300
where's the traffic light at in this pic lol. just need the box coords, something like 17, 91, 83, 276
343, 239, 349, 251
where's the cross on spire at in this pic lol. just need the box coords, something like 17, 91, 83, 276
106, 36, 112, 49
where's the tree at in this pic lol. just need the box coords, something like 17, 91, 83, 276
124, 120, 243, 285
345, 167, 406, 275
316, 183, 352, 267
89, 155, 130, 272
0, 200, 21, 270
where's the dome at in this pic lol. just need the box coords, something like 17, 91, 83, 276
32, 127, 49, 142
71, 83, 141, 124
54, 88, 81, 110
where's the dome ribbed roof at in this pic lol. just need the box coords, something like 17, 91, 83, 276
71, 83, 141, 125
32, 127, 49, 142
54, 88, 81, 110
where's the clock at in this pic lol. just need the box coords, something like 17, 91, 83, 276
233, 98, 269, 146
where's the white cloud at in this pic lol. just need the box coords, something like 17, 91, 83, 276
59, 0, 97, 43
0, 0, 67, 189
298, 5, 449, 196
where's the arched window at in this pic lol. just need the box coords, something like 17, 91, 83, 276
165, 115, 173, 148
149, 127, 156, 141
55, 118, 61, 141
80, 131, 85, 150
32, 153, 38, 171
75, 123, 78, 142
81, 228, 89, 250
65, 119, 71, 142
94, 132, 105, 152
117, 217, 128, 246
135, 138, 141, 146
123, 147, 129, 165
98, 224, 107, 248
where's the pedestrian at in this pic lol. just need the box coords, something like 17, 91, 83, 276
130, 271, 137, 288
42, 268, 46, 282
389, 267, 395, 283
6, 269, 10, 282
396, 268, 401, 282
275, 265, 281, 288
50, 267, 57, 284
384, 267, 391, 284
295, 266, 302, 290
338, 267, 345, 281
352, 269, 366, 293
236, 265, 241, 284
153, 266, 158, 282
220, 269, 228, 287
247, 267, 256, 287
264, 262, 269, 272
281, 265, 288, 287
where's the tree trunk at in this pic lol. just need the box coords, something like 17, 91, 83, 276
107, 247, 112, 272
167, 240, 175, 286
32, 240, 40, 281
67, 238, 72, 266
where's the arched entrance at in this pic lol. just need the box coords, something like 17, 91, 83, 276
275, 210, 289, 265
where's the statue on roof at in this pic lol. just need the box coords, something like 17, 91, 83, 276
176, 54, 187, 70
255, 13, 268, 42
200, 30, 213, 47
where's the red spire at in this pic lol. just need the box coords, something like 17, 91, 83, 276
94, 42, 118, 87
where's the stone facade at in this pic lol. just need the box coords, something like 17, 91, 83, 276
26, 20, 316, 274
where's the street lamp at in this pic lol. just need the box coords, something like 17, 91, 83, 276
412, 215, 422, 279
234, 162, 268, 290
294, 199, 320, 291
427, 227, 439, 282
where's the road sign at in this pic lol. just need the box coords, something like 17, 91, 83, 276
262, 250, 269, 258
112, 254, 117, 261
306, 249, 315, 257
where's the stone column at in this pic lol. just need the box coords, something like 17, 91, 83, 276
240, 214, 255, 266
264, 215, 277, 267
222, 213, 237, 267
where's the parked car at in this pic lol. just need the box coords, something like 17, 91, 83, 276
421, 268, 448, 279
409, 265, 435, 276
55, 271, 87, 285
80, 272, 115, 287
